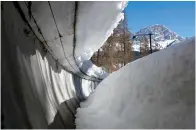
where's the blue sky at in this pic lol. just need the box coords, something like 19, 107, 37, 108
125, 1, 195, 37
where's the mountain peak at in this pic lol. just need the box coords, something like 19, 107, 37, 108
136, 24, 184, 41
132, 24, 185, 51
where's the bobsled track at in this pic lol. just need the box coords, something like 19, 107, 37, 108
1, 1, 126, 128
1, 1, 195, 129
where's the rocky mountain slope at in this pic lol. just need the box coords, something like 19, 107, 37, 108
132, 24, 185, 51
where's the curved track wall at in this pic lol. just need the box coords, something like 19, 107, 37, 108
2, 2, 100, 128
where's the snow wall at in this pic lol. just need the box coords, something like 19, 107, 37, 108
76, 37, 195, 129
1, 1, 127, 128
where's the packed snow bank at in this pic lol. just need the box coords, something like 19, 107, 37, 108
75, 1, 127, 79
79, 60, 109, 79
75, 37, 195, 129
75, 1, 127, 62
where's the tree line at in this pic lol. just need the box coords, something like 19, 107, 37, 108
91, 12, 158, 73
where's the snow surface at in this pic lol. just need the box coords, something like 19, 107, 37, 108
75, 1, 127, 62
78, 60, 108, 79
158, 39, 176, 48
132, 42, 141, 52
75, 37, 195, 129
133, 39, 181, 52
75, 1, 128, 79
18, 1, 129, 80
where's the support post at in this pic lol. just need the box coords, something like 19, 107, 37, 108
149, 33, 152, 54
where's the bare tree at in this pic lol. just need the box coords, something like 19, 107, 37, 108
91, 11, 134, 72
140, 36, 149, 57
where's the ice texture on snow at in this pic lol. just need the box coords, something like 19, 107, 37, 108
75, 37, 195, 129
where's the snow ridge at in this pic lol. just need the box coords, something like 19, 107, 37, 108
75, 37, 195, 129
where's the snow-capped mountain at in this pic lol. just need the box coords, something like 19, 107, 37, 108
133, 24, 185, 51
